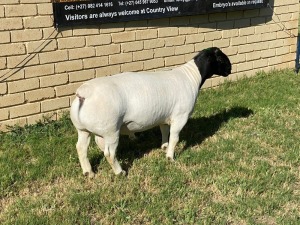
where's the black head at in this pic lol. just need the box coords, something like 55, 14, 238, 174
194, 47, 232, 85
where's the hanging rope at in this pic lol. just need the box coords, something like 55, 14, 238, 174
0, 29, 58, 83
267, 3, 297, 38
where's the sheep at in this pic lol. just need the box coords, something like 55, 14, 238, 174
70, 47, 232, 177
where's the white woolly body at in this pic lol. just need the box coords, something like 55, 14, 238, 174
70, 60, 201, 138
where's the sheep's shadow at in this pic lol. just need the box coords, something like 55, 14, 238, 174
90, 106, 253, 173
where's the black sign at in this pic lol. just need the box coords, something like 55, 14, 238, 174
53, 0, 269, 28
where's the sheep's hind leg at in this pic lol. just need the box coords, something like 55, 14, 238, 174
104, 134, 126, 176
76, 130, 95, 178
160, 124, 170, 150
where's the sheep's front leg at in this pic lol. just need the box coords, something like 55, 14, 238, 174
166, 117, 188, 161
76, 130, 95, 178
104, 134, 126, 176
160, 124, 170, 150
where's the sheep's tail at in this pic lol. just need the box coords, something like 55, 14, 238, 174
76, 93, 85, 111
75, 83, 92, 112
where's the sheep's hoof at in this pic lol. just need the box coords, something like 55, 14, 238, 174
84, 171, 95, 179
166, 155, 175, 162
161, 143, 168, 150
116, 170, 127, 176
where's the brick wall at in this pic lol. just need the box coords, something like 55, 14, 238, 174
0, 0, 299, 131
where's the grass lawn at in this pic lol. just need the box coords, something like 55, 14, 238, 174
0, 69, 299, 224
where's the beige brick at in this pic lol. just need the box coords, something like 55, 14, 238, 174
231, 36, 247, 46
27, 39, 57, 53
195, 41, 213, 51
0, 31, 10, 43
165, 55, 185, 67
175, 45, 194, 55
133, 49, 153, 61
255, 25, 270, 34
73, 27, 99, 36
261, 49, 276, 58
144, 39, 165, 50
205, 31, 222, 41
0, 82, 7, 95
1, 69, 25, 81
112, 32, 135, 43
41, 97, 69, 112
136, 29, 157, 40
55, 60, 83, 73
237, 61, 253, 72
158, 27, 178, 38
100, 24, 125, 34
154, 47, 175, 58
26, 112, 56, 126
5, 4, 37, 17
39, 50, 68, 64
262, 32, 277, 42
10, 102, 40, 118
276, 47, 289, 56
0, 5, 4, 17
143, 58, 165, 70
25, 87, 55, 103
165, 36, 185, 47
11, 29, 43, 42
69, 47, 95, 60
96, 65, 120, 77
97, 44, 120, 56
7, 55, 39, 69
253, 58, 268, 68
21, 0, 50, 3
109, 53, 132, 65
0, 93, 24, 108
0, 108, 9, 121
86, 34, 111, 46
0, 57, 6, 69
199, 23, 217, 33
238, 44, 254, 54
25, 64, 55, 78
37, 3, 53, 15
121, 41, 143, 53
211, 76, 226, 87
246, 51, 261, 61
179, 27, 198, 35
213, 39, 230, 48
222, 29, 239, 39
40, 73, 68, 88
247, 34, 262, 44
185, 33, 204, 44
0, 43, 26, 57
0, 18, 23, 30
0, 118, 27, 132
55, 83, 82, 97
240, 27, 255, 36
230, 54, 246, 64
69, 69, 95, 83
121, 61, 143, 72
58, 37, 85, 49
0, 0, 19, 5
8, 78, 39, 94
83, 56, 109, 69
24, 16, 53, 29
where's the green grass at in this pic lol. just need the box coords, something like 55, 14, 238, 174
0, 69, 299, 224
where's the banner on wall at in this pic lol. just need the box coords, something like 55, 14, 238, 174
53, 0, 270, 28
